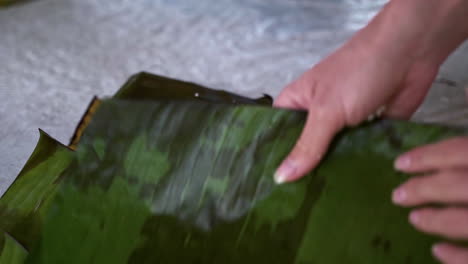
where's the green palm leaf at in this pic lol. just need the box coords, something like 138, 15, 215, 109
1, 73, 463, 263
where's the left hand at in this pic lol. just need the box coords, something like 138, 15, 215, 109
393, 137, 468, 264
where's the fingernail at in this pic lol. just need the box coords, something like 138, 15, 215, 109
395, 156, 411, 170
409, 211, 420, 225
392, 188, 407, 204
274, 160, 297, 184
432, 244, 445, 259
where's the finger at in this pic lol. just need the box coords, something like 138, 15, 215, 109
433, 243, 468, 264
274, 106, 344, 184
274, 90, 304, 110
392, 171, 468, 206
395, 137, 468, 173
409, 208, 468, 240
273, 78, 310, 110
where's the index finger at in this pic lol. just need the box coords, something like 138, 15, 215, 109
395, 137, 468, 173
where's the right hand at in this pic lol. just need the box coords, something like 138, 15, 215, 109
273, 34, 439, 183
273, 0, 468, 184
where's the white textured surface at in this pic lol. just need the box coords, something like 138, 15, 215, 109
0, 0, 467, 195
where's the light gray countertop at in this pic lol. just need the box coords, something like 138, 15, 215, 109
1, 0, 467, 195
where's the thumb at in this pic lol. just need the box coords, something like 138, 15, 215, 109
274, 106, 344, 184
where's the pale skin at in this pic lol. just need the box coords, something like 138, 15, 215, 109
273, 0, 468, 263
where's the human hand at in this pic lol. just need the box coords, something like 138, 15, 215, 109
274, 0, 468, 184
273, 40, 438, 184
393, 137, 468, 264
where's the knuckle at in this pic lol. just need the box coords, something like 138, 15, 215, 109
292, 140, 321, 162
450, 137, 468, 146
340, 101, 361, 125
405, 177, 424, 190
433, 208, 468, 238
446, 172, 468, 201
441, 137, 468, 152
417, 209, 436, 228
406, 177, 431, 199
451, 209, 468, 225
410, 151, 426, 167
294, 75, 319, 104
454, 249, 468, 264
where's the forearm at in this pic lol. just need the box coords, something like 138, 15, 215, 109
352, 0, 468, 67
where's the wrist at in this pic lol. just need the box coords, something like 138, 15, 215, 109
354, 0, 468, 67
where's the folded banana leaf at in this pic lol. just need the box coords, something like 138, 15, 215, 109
1, 73, 272, 259
0, 72, 464, 263
69, 72, 273, 149
0, 131, 73, 263
0, 73, 274, 262
0, 232, 27, 263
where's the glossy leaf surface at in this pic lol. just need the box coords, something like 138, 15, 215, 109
1, 73, 463, 263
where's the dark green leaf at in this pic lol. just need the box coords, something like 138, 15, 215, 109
25, 100, 462, 263
0, 130, 73, 256
0, 232, 27, 264
1, 73, 464, 263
